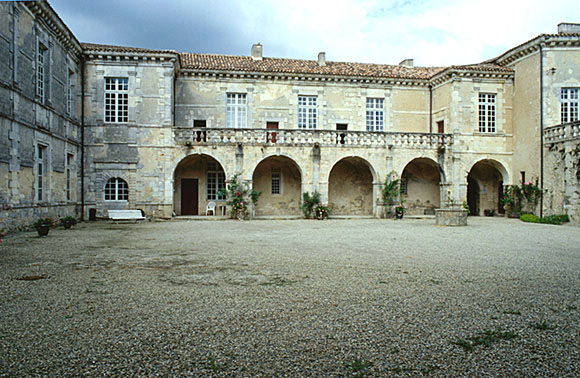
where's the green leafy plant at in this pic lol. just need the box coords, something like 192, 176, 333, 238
250, 189, 262, 207
452, 329, 517, 352
314, 204, 330, 220
462, 200, 470, 215
218, 174, 253, 220
381, 171, 401, 206
60, 216, 77, 229
502, 176, 542, 217
33, 217, 56, 229
539, 214, 569, 225
520, 213, 540, 223
301, 191, 321, 219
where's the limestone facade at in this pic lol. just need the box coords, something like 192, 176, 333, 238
1, 2, 579, 230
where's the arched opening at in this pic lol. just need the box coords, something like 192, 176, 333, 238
328, 157, 374, 215
174, 154, 226, 216
400, 158, 442, 215
252, 156, 302, 216
467, 160, 506, 216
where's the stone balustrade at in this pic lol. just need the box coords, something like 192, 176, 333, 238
174, 127, 453, 149
544, 122, 580, 144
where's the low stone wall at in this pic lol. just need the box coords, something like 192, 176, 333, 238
435, 208, 468, 226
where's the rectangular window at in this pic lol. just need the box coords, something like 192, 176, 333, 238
67, 70, 74, 115
298, 96, 317, 129
207, 162, 225, 200
271, 169, 281, 195
478, 93, 496, 133
105, 78, 129, 123
66, 153, 73, 201
37, 43, 47, 103
226, 93, 247, 128
561, 88, 579, 123
366, 98, 384, 131
37, 145, 47, 201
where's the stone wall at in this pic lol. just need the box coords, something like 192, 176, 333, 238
0, 2, 81, 231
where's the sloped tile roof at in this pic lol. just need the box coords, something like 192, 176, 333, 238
179, 53, 446, 80
82, 42, 177, 55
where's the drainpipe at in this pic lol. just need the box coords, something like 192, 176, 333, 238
429, 84, 433, 133
80, 56, 85, 221
539, 44, 544, 218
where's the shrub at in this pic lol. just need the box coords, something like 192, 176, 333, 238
520, 214, 539, 223
301, 191, 321, 219
540, 214, 570, 225
381, 171, 400, 206
314, 204, 330, 220
60, 216, 77, 229
33, 217, 56, 228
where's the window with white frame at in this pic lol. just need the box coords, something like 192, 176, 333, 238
105, 78, 129, 123
366, 98, 384, 131
66, 153, 73, 201
37, 43, 47, 103
298, 95, 317, 129
104, 177, 129, 201
226, 93, 247, 128
37, 145, 47, 201
478, 93, 496, 133
207, 161, 225, 200
67, 70, 74, 115
271, 169, 281, 195
561, 88, 579, 123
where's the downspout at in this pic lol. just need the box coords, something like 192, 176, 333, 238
429, 84, 433, 133
80, 55, 85, 221
539, 44, 544, 218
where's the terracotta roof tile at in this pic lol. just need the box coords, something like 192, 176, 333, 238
180, 53, 446, 80
82, 42, 177, 55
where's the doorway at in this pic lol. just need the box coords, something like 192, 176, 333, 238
181, 178, 198, 215
266, 122, 278, 143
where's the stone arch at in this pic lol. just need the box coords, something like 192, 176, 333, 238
173, 154, 227, 216
247, 153, 304, 183
326, 155, 377, 184
467, 159, 508, 216
328, 156, 375, 215
400, 157, 443, 215
252, 155, 302, 216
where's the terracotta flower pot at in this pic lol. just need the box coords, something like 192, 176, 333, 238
36, 225, 50, 237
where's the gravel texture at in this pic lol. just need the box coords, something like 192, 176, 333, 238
1, 217, 579, 377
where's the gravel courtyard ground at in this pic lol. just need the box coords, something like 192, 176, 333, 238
1, 217, 579, 377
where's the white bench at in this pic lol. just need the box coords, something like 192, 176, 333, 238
108, 210, 145, 221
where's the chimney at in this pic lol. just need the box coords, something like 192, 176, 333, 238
251, 43, 262, 60
399, 58, 414, 67
317, 52, 326, 66
558, 23, 580, 34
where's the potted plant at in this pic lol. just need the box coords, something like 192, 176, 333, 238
395, 205, 405, 219
60, 216, 77, 229
314, 204, 330, 220
33, 217, 55, 236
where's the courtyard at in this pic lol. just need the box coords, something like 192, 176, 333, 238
1, 218, 579, 377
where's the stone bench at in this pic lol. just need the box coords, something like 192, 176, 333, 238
108, 210, 145, 221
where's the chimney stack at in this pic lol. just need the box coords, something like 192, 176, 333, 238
399, 58, 414, 67
251, 43, 262, 60
318, 52, 326, 66
558, 23, 580, 34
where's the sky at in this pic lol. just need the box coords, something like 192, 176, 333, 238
48, 0, 580, 67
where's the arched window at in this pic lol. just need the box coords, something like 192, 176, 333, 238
104, 177, 128, 201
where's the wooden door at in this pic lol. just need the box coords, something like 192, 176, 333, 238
266, 122, 278, 143
181, 178, 198, 215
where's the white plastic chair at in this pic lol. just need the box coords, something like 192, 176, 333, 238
205, 201, 216, 216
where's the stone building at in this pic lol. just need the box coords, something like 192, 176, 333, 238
1, 1, 579, 231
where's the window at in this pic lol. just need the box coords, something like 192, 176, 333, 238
298, 96, 317, 129
37, 43, 47, 103
271, 169, 281, 194
105, 78, 128, 123
561, 88, 579, 123
478, 93, 496, 133
37, 145, 47, 201
66, 154, 73, 201
67, 70, 74, 115
437, 120, 444, 133
207, 161, 225, 200
104, 177, 128, 201
226, 93, 247, 128
366, 98, 384, 131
